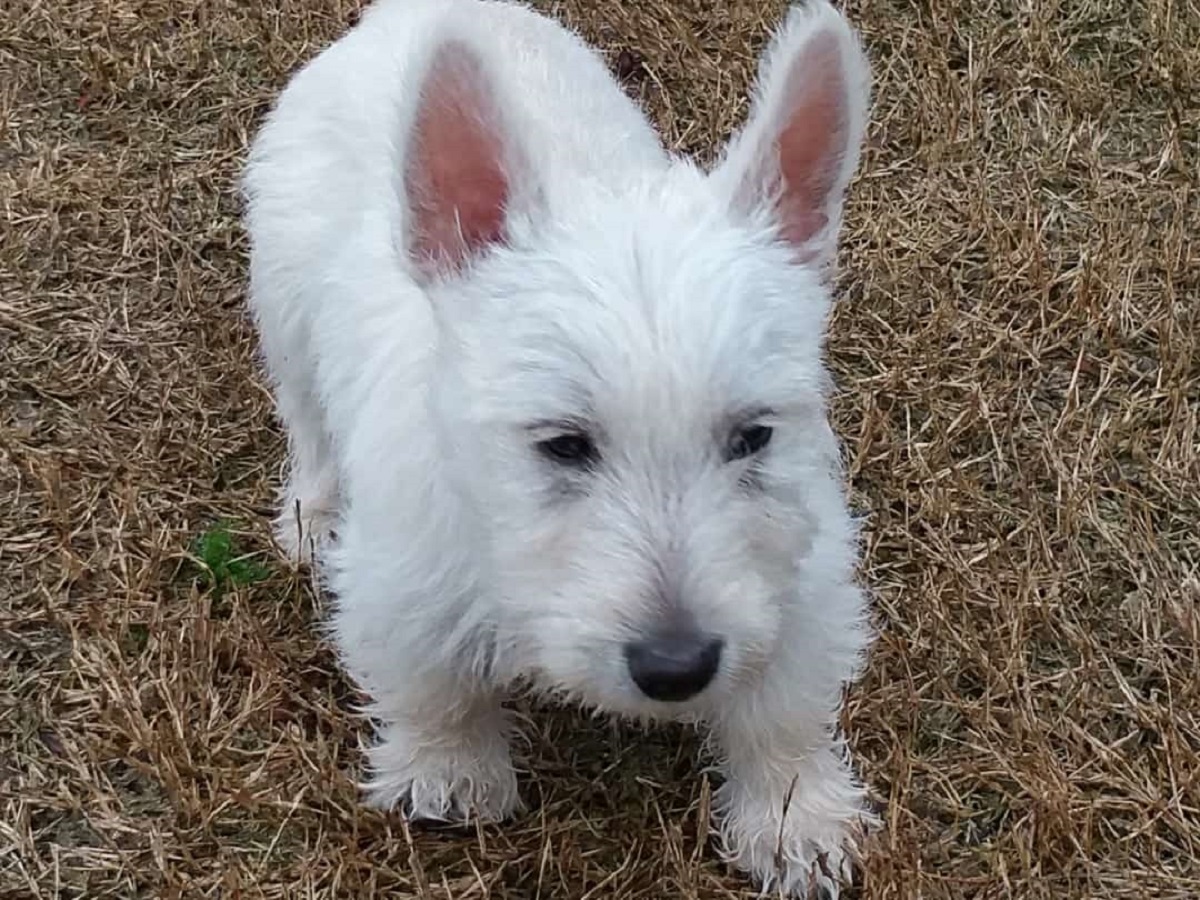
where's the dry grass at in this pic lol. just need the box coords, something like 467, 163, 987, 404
2, 0, 1198, 897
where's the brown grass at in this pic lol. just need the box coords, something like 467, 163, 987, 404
3, 0, 1198, 897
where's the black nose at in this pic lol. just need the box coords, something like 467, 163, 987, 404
624, 634, 723, 702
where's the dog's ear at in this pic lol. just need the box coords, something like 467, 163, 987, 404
714, 1, 870, 272
405, 38, 535, 278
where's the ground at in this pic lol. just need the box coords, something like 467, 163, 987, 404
2, 0, 1198, 897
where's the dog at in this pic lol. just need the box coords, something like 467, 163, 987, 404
242, 0, 876, 894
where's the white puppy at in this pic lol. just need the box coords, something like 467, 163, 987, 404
242, 0, 876, 895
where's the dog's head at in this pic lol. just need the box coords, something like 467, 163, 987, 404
408, 2, 870, 716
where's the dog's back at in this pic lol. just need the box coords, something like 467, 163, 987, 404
244, 0, 666, 263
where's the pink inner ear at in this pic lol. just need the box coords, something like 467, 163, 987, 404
407, 47, 511, 273
772, 34, 847, 250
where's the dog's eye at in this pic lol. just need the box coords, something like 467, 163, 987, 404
728, 424, 773, 461
537, 433, 597, 467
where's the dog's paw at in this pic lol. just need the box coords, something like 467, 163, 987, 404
273, 499, 337, 567
361, 719, 520, 825
714, 754, 873, 899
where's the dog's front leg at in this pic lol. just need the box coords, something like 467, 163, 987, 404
332, 533, 520, 825
709, 694, 873, 899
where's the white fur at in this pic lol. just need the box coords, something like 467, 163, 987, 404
242, 0, 876, 895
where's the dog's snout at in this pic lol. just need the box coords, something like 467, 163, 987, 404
624, 634, 723, 702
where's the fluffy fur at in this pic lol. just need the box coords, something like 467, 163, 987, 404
242, 0, 877, 895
